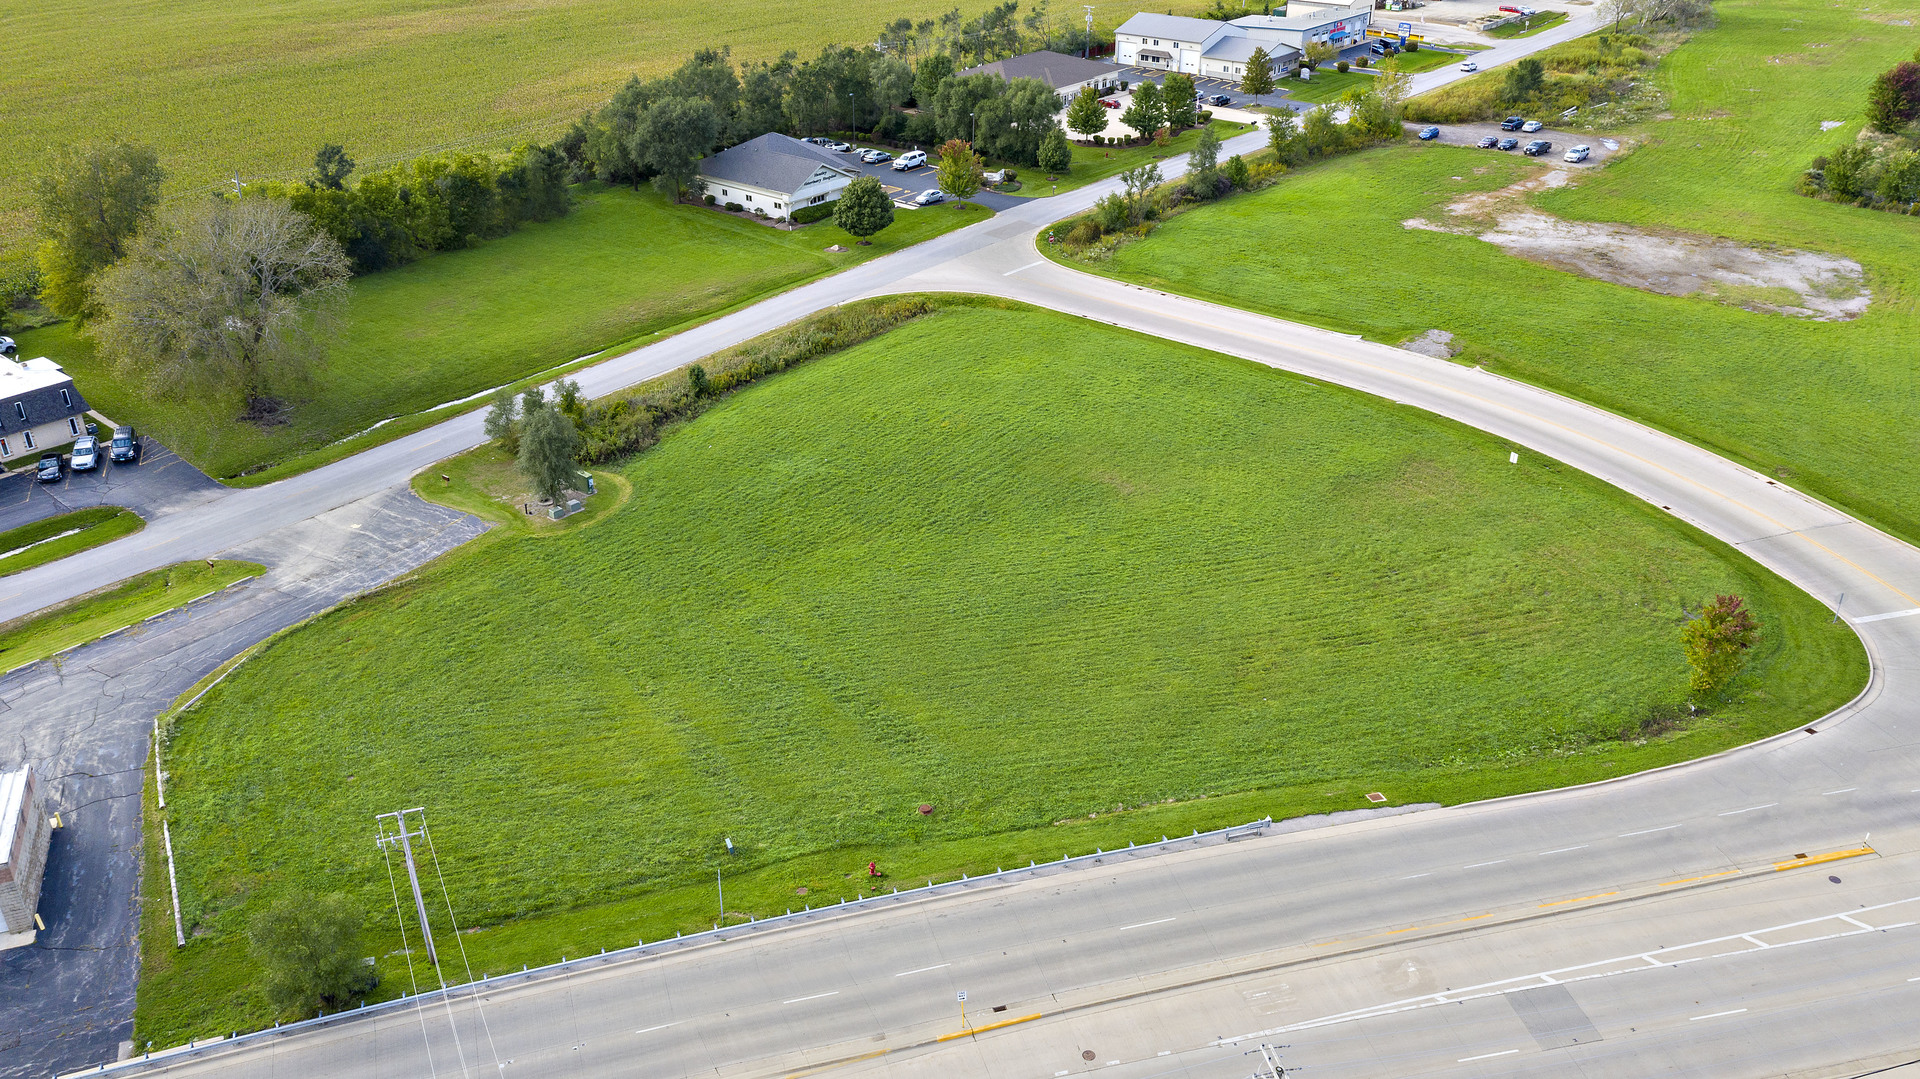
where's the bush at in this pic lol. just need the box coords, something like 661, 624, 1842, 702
1405, 40, 1419, 51
248, 893, 376, 1020
703, 193, 716, 205
725, 201, 744, 212
790, 202, 836, 224
1093, 134, 1105, 146
1198, 110, 1214, 123
1336, 60, 1349, 73
1067, 221, 1101, 245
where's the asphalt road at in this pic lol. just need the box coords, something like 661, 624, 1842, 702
49, 11, 1920, 1078
0, 440, 222, 535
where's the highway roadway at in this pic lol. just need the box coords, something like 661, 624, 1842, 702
33, 10, 1920, 1076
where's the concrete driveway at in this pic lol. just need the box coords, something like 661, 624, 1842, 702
0, 438, 223, 535
1413, 119, 1622, 164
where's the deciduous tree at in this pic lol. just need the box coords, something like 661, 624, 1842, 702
1163, 73, 1198, 130
1304, 41, 1337, 70
1866, 61, 1920, 133
518, 397, 583, 503
1500, 57, 1546, 104
834, 176, 896, 238
311, 144, 355, 190
914, 52, 957, 106
635, 95, 722, 199
248, 893, 376, 1020
1301, 103, 1347, 156
484, 387, 521, 453
1241, 47, 1276, 98
1187, 123, 1222, 198
1121, 81, 1165, 140
1682, 594, 1759, 698
1267, 110, 1306, 166
937, 139, 985, 198
92, 197, 350, 411
1067, 84, 1109, 141
31, 140, 165, 320
1037, 126, 1074, 174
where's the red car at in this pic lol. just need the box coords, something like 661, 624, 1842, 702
1100, 98, 1121, 108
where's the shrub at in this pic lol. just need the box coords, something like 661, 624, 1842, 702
791, 202, 835, 224
1094, 134, 1105, 146
1094, 192, 1131, 232
1198, 110, 1214, 123
725, 201, 744, 212
703, 193, 716, 205
1405, 40, 1419, 51
1336, 60, 1349, 73
1067, 220, 1101, 245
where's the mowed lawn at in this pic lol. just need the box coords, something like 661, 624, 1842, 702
147, 304, 1862, 1039
1074, 0, 1920, 542
14, 188, 987, 479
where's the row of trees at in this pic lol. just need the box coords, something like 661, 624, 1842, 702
1802, 49, 1920, 214
877, 0, 1100, 66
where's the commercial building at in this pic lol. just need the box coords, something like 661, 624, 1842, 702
956, 50, 1124, 102
1113, 4, 1372, 78
1, 766, 52, 943
0, 355, 89, 465
696, 133, 862, 222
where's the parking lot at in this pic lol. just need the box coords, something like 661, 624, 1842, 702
1411, 119, 1619, 165
0, 434, 222, 534
804, 140, 1032, 210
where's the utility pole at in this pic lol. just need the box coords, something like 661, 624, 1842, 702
376, 808, 439, 969
1084, 5, 1096, 58
1245, 1043, 1289, 1078
231, 170, 245, 196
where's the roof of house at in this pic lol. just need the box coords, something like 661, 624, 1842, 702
956, 50, 1123, 89
697, 133, 860, 195
1115, 12, 1230, 42
0, 358, 85, 432
1201, 34, 1267, 62
1230, 6, 1369, 30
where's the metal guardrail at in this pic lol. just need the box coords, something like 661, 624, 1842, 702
67, 815, 1278, 1077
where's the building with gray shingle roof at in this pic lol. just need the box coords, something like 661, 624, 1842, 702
956, 51, 1123, 100
696, 133, 863, 221
0, 357, 89, 466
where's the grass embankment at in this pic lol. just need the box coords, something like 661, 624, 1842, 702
411, 449, 630, 533
1382, 49, 1460, 74
0, 506, 142, 576
0, 560, 263, 671
1280, 68, 1375, 105
138, 301, 1863, 1045
1404, 28, 1659, 123
1015, 120, 1248, 196
13, 188, 988, 482
1488, 11, 1568, 38
1063, 0, 1920, 546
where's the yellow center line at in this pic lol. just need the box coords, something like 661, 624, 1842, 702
1538, 891, 1620, 908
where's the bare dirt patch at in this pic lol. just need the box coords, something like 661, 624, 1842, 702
1405, 170, 1871, 321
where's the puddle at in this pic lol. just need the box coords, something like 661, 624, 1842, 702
1405, 172, 1871, 321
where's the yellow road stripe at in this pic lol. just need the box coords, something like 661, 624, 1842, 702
936, 1013, 1044, 1041
1661, 870, 1742, 887
1538, 892, 1620, 908
1773, 846, 1875, 872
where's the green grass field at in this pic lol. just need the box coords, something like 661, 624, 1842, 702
1058, 0, 1920, 545
12, 187, 986, 480
1281, 68, 1376, 105
0, 560, 262, 671
0, 506, 142, 577
1007, 120, 1249, 197
1381, 49, 1460, 74
0, 0, 1191, 251
139, 302, 1863, 1044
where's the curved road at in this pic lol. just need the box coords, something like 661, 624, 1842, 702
28, 13, 1920, 1076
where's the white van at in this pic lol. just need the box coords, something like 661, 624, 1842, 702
892, 151, 928, 170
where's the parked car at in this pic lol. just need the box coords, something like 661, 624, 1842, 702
1497, 136, 1520, 150
70, 435, 99, 472
1564, 144, 1591, 162
1100, 97, 1121, 108
1477, 135, 1500, 148
1523, 139, 1553, 155
1417, 126, 1441, 140
1459, 60, 1479, 72
109, 425, 140, 464
892, 150, 928, 170
825, 140, 852, 152
35, 453, 61, 483
1500, 115, 1526, 131
802, 136, 830, 145
861, 149, 893, 164
0, 335, 14, 357
1520, 119, 1543, 133
912, 189, 949, 206
1207, 93, 1233, 106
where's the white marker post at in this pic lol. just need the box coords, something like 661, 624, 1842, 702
1509, 452, 1519, 464
957, 989, 968, 1031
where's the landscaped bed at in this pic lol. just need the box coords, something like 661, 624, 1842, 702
138, 299, 1863, 1045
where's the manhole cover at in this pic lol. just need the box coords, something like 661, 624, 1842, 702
1082, 1050, 1097, 1061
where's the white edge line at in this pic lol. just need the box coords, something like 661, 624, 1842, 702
1852, 607, 1920, 623
1401, 873, 1432, 879
1537, 845, 1588, 855
1688, 1008, 1748, 1021
1116, 916, 1177, 931
1822, 788, 1858, 795
1457, 1049, 1521, 1062
1463, 860, 1507, 868
1619, 825, 1680, 837
1718, 804, 1778, 815
894, 963, 951, 977
634, 1022, 679, 1034
1003, 259, 1046, 276
782, 991, 840, 1004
